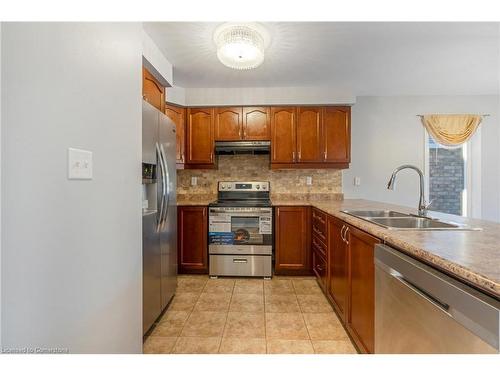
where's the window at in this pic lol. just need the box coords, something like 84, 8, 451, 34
424, 133, 471, 216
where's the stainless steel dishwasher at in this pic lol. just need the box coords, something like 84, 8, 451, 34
374, 244, 500, 354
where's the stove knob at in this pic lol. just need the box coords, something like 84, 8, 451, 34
221, 184, 226, 190
262, 185, 267, 190
256, 185, 260, 189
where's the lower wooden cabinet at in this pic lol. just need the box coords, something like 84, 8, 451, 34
274, 206, 312, 275
177, 206, 208, 274
310, 209, 381, 354
346, 225, 380, 354
327, 216, 349, 321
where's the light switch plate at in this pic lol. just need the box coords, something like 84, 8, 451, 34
191, 176, 198, 186
68, 148, 93, 180
306, 176, 312, 186
354, 177, 361, 186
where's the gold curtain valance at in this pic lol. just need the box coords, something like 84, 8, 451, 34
420, 114, 483, 147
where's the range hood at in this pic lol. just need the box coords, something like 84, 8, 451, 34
215, 141, 270, 155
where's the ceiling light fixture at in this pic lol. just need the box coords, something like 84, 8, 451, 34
213, 23, 270, 70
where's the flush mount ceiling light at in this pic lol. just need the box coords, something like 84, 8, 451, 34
213, 22, 270, 70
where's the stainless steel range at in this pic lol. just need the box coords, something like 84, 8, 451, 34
208, 181, 272, 278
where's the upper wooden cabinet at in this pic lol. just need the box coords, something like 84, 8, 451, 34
323, 106, 351, 163
186, 108, 215, 167
271, 107, 297, 163
214, 107, 270, 141
165, 104, 186, 166
214, 107, 243, 140
270, 106, 351, 169
142, 67, 165, 112
243, 107, 270, 140
297, 107, 322, 162
275, 206, 312, 276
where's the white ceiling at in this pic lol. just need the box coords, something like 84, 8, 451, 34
143, 22, 499, 95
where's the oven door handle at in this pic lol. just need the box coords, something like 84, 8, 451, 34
232, 258, 248, 263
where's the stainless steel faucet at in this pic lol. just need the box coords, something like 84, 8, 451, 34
387, 164, 430, 217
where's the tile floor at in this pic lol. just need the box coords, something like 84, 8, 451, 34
143, 275, 358, 354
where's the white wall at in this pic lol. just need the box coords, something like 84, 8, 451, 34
184, 86, 356, 106
1, 23, 143, 353
142, 29, 173, 86
344, 95, 500, 222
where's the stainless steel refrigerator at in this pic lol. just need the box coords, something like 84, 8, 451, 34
142, 100, 177, 335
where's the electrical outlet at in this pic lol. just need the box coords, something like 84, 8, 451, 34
354, 177, 361, 186
68, 148, 93, 180
191, 176, 198, 186
306, 176, 312, 186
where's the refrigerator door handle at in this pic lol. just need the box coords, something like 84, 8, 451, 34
159, 143, 170, 226
156, 143, 166, 229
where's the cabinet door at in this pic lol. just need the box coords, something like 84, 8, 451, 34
178, 206, 208, 274
214, 107, 243, 140
275, 206, 311, 275
327, 216, 349, 321
165, 104, 186, 165
186, 108, 214, 165
347, 225, 380, 354
243, 107, 270, 140
323, 106, 351, 163
142, 67, 165, 112
271, 107, 297, 163
297, 107, 322, 162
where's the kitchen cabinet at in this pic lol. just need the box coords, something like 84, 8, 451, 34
177, 206, 208, 274
142, 67, 165, 112
271, 107, 297, 164
346, 224, 380, 354
271, 106, 351, 169
275, 206, 312, 275
243, 107, 270, 140
327, 216, 349, 321
323, 106, 351, 163
165, 104, 186, 167
186, 108, 215, 168
214, 107, 243, 141
297, 107, 322, 162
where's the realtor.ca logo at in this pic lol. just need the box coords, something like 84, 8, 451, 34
1, 347, 69, 354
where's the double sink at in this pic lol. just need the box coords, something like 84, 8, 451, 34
341, 210, 480, 231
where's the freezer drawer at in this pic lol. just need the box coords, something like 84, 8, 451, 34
209, 254, 272, 277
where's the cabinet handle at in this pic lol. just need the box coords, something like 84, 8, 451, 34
313, 227, 324, 237
317, 264, 323, 271
313, 213, 325, 224
298, 151, 301, 160
292, 151, 296, 161
323, 151, 327, 160
210, 151, 213, 161
340, 225, 346, 241
344, 227, 349, 245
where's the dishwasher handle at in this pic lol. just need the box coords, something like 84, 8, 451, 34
393, 272, 451, 316
375, 244, 500, 351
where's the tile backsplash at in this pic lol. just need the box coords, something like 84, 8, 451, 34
177, 155, 342, 199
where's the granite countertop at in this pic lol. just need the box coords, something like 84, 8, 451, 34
274, 198, 500, 300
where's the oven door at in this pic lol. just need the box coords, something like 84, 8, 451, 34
209, 207, 272, 255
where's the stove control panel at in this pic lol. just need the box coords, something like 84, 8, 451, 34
218, 181, 269, 192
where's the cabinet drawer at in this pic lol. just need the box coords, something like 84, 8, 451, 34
312, 248, 327, 291
312, 208, 327, 239
312, 234, 327, 258
209, 254, 272, 278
